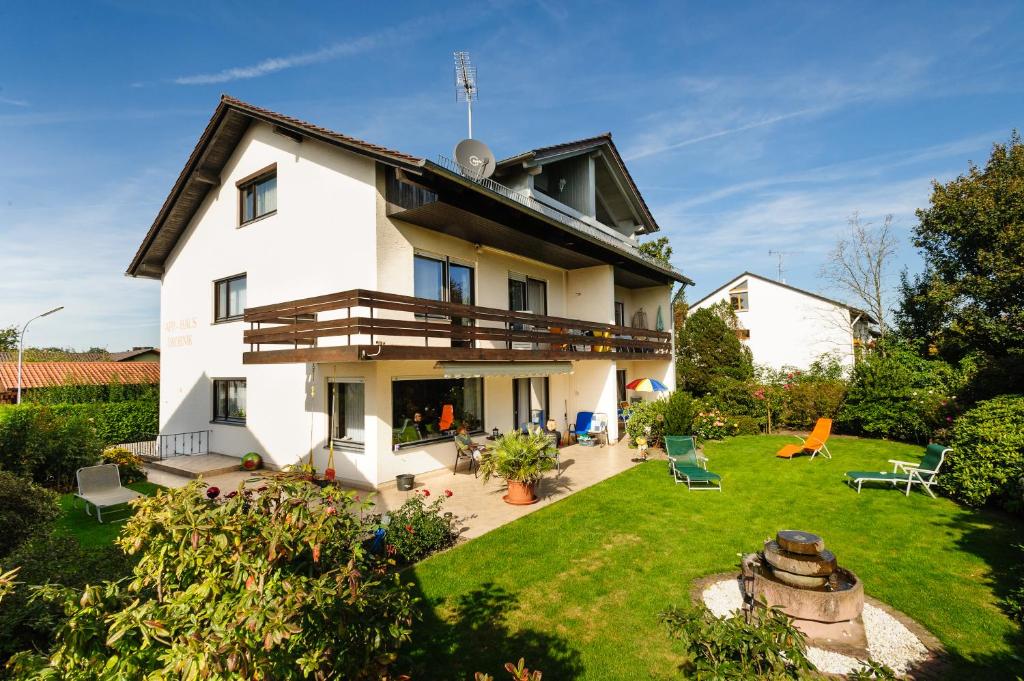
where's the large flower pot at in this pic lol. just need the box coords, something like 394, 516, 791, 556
503, 480, 540, 505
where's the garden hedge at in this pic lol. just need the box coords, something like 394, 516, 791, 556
943, 394, 1024, 513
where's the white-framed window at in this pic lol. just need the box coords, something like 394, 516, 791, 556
327, 379, 365, 450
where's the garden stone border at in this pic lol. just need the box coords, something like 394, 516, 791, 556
689, 572, 949, 679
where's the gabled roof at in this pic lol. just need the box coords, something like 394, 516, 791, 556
127, 95, 424, 279
108, 347, 160, 362
0, 361, 160, 391
691, 272, 878, 323
127, 97, 684, 285
495, 132, 660, 235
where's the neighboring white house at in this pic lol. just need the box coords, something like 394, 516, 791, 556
127, 95, 689, 489
689, 272, 875, 370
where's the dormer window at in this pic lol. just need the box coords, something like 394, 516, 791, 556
729, 281, 749, 311
238, 164, 277, 225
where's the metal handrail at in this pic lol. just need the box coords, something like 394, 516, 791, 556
158, 430, 212, 459
431, 155, 684, 278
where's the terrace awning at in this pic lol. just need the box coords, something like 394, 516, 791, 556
435, 361, 573, 379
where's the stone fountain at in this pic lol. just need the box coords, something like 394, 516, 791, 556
741, 530, 866, 653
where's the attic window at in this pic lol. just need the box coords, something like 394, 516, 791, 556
729, 281, 749, 311
237, 164, 277, 225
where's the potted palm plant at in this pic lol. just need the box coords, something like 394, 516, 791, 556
478, 430, 557, 505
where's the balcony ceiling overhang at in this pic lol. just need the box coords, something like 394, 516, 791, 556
390, 164, 689, 289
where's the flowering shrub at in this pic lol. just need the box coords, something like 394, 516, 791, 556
101, 447, 147, 484
381, 489, 461, 563
625, 399, 667, 447
693, 408, 739, 441
10, 469, 417, 680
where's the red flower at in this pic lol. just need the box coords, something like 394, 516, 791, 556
405, 524, 414, 533
444, 489, 453, 497
386, 544, 396, 556
421, 489, 431, 497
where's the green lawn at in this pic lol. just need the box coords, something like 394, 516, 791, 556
400, 435, 1024, 680
55, 481, 163, 548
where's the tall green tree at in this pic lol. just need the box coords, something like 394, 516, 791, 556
0, 326, 17, 352
676, 301, 753, 394
912, 132, 1024, 359
637, 236, 673, 268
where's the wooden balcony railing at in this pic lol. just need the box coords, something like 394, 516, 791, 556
242, 289, 671, 363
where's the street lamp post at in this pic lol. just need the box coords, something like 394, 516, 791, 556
16, 306, 64, 404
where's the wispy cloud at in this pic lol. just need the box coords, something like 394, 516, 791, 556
0, 96, 29, 107
173, 16, 439, 85
626, 107, 826, 161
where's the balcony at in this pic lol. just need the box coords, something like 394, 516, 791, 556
242, 289, 671, 364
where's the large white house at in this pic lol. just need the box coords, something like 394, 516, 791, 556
128, 96, 689, 489
689, 272, 875, 370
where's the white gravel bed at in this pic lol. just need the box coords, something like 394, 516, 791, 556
701, 578, 929, 676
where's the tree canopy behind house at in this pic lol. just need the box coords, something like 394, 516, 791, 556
676, 301, 753, 394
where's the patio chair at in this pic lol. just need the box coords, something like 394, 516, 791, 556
74, 463, 142, 523
572, 411, 593, 444
845, 444, 950, 497
544, 431, 561, 476
454, 433, 485, 477
588, 413, 609, 446
776, 418, 833, 460
665, 436, 721, 491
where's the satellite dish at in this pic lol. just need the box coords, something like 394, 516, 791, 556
454, 138, 496, 179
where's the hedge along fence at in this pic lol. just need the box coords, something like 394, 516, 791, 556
0, 400, 157, 491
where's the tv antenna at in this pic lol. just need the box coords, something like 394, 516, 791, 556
767, 250, 792, 282
454, 51, 477, 138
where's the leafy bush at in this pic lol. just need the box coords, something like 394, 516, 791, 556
1001, 544, 1024, 626
101, 447, 147, 484
659, 604, 811, 679
0, 471, 59, 560
731, 415, 762, 435
662, 391, 699, 437
625, 399, 667, 447
50, 399, 158, 446
380, 488, 461, 563
13, 470, 417, 680
0, 404, 102, 490
943, 395, 1024, 511
693, 407, 739, 441
705, 376, 758, 418
840, 344, 964, 442
0, 532, 134, 662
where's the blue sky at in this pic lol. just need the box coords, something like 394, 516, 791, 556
1, 1, 1022, 349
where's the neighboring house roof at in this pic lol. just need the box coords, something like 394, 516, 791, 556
0, 362, 160, 391
496, 132, 660, 235
108, 347, 160, 362
127, 96, 686, 285
690, 272, 878, 324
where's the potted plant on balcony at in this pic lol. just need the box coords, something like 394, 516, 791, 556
478, 430, 557, 505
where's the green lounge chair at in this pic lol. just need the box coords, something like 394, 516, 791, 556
665, 435, 722, 491
845, 444, 950, 497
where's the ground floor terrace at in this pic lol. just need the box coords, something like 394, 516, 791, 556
159, 355, 671, 489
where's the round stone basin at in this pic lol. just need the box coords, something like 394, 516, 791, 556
753, 566, 863, 623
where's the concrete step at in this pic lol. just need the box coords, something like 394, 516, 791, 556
145, 453, 242, 479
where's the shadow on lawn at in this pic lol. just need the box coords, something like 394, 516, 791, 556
398, 580, 584, 680
940, 505, 1024, 677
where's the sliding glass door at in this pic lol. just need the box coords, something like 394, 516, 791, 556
414, 253, 475, 348
513, 377, 549, 431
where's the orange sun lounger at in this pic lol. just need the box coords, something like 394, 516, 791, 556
776, 418, 833, 460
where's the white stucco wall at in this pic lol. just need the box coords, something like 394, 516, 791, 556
159, 122, 378, 468
690, 275, 856, 370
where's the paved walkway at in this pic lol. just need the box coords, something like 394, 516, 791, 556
144, 438, 643, 540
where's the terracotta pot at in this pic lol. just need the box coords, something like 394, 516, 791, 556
503, 479, 539, 505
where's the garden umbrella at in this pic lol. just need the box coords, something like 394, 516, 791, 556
625, 377, 668, 392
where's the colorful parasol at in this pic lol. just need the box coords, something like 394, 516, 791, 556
625, 377, 669, 392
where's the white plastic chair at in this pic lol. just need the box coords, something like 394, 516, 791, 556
75, 464, 142, 523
